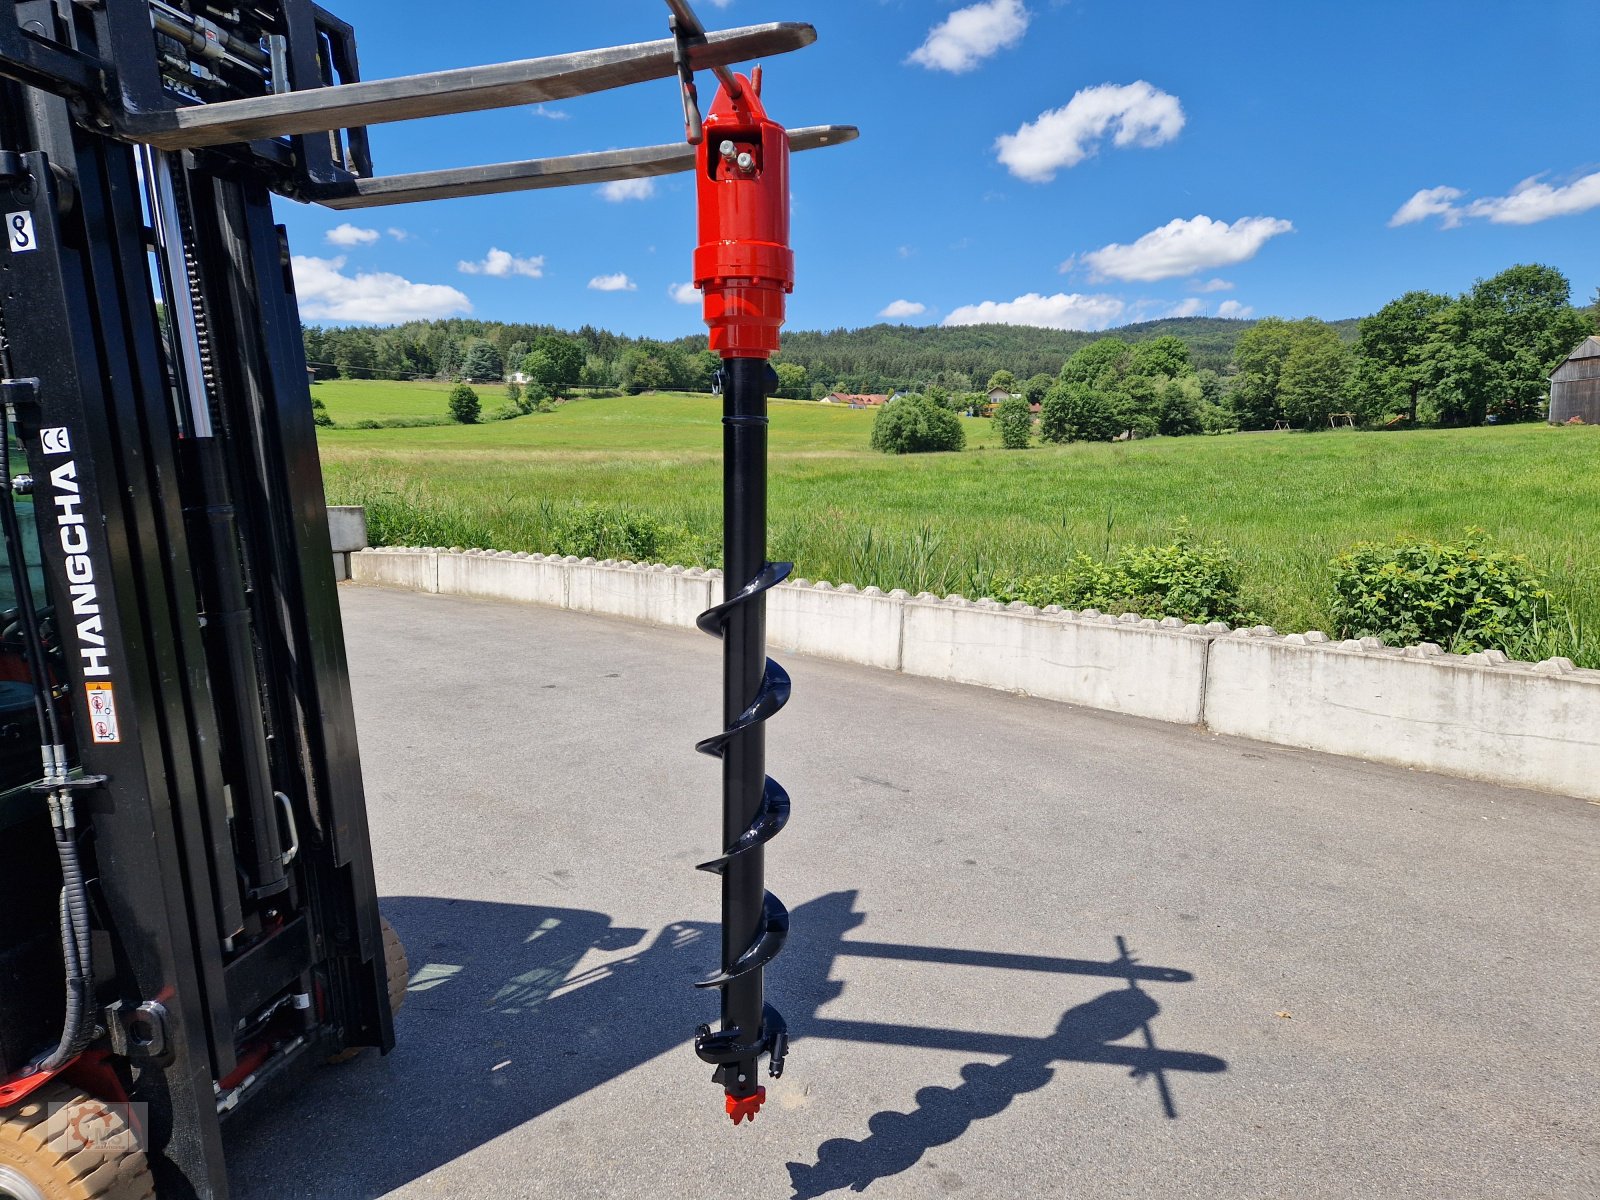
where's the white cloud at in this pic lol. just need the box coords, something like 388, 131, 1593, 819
1390, 172, 1600, 229
1217, 299, 1254, 319
1190, 277, 1234, 293
1388, 185, 1465, 228
1162, 298, 1206, 319
879, 299, 928, 318
1465, 171, 1600, 225
291, 256, 471, 324
996, 82, 1184, 182
589, 273, 637, 292
908, 0, 1029, 74
1080, 214, 1293, 282
385, 227, 411, 242
325, 223, 379, 247
668, 282, 700, 305
530, 104, 570, 121
599, 178, 657, 203
458, 248, 545, 278
943, 292, 1125, 331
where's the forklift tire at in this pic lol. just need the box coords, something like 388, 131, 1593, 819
326, 916, 408, 1064
0, 1083, 155, 1200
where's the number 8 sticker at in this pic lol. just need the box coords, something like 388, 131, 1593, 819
7, 210, 37, 254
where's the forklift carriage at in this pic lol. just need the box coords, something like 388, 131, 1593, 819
0, 2, 853, 1196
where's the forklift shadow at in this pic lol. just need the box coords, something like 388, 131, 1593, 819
225, 891, 1224, 1199
227, 892, 720, 1198
779, 894, 1227, 1198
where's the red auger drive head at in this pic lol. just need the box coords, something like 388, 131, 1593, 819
693, 69, 793, 360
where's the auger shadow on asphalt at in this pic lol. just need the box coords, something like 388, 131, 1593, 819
227, 891, 1225, 1199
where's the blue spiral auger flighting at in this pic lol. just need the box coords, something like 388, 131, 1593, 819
692, 560, 793, 1119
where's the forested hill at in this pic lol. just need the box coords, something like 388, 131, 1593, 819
743, 316, 1360, 388
304, 262, 1591, 418
303, 312, 1366, 396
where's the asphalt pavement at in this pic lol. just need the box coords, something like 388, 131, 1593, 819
226, 584, 1600, 1199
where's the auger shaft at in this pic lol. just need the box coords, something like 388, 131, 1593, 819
689, 66, 797, 1123
718, 357, 774, 1102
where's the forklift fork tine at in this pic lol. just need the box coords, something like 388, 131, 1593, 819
307, 125, 858, 211
116, 23, 816, 151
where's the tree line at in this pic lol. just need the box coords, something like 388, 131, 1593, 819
1002, 263, 1592, 443
300, 314, 1298, 399
302, 318, 723, 396
1230, 264, 1594, 431
864, 263, 1593, 454
302, 263, 1595, 431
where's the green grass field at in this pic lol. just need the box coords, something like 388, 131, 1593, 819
316, 387, 1600, 665
311, 378, 459, 422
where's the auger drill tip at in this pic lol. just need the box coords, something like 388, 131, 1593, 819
726, 1087, 767, 1125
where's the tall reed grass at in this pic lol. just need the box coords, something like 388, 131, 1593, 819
319, 395, 1600, 667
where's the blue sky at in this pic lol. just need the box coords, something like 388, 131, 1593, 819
278, 0, 1598, 337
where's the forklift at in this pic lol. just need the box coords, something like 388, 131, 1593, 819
0, 2, 853, 1195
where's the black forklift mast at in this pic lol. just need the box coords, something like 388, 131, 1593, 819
0, 3, 852, 1197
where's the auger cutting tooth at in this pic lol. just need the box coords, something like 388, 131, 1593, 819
725, 1087, 766, 1125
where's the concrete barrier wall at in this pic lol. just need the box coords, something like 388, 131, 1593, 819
770, 582, 906, 671
567, 561, 715, 629
352, 546, 437, 593
347, 547, 1600, 803
328, 506, 369, 582
901, 598, 1213, 725
1203, 630, 1600, 799
438, 551, 571, 609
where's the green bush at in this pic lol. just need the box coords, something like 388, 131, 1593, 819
870, 394, 966, 454
552, 505, 671, 561
447, 382, 481, 425
1329, 529, 1555, 653
1197, 399, 1238, 435
1039, 383, 1120, 443
342, 416, 453, 430
377, 416, 452, 429
986, 530, 1253, 624
513, 382, 549, 414
994, 396, 1032, 449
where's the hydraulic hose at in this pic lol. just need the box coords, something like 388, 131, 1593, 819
38, 804, 94, 1072
0, 403, 63, 760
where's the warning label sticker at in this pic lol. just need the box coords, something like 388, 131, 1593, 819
7, 210, 37, 254
86, 683, 120, 744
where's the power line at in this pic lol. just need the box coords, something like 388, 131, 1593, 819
304, 360, 443, 382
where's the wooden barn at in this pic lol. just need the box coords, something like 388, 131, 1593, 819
1549, 335, 1600, 424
